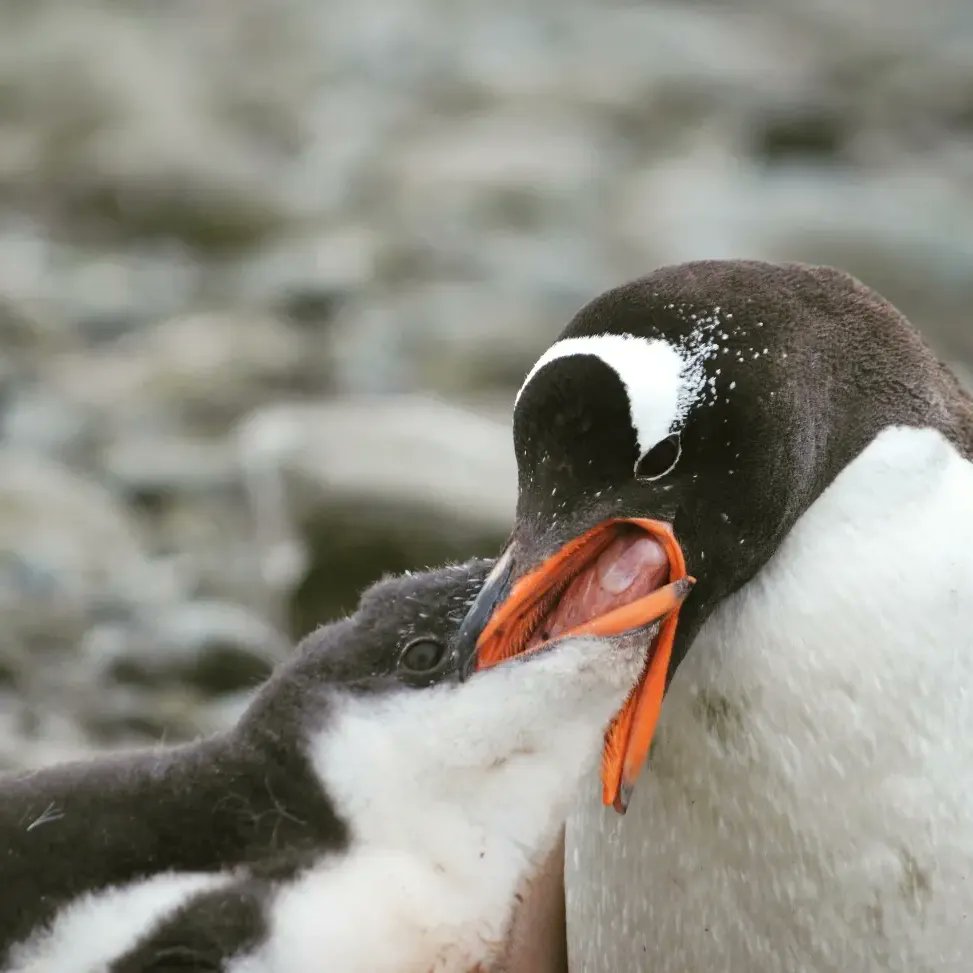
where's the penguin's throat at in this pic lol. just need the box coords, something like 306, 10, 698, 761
524, 529, 669, 650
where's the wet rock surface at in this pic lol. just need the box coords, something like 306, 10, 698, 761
0, 0, 970, 766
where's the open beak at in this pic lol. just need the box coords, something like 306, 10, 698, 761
456, 518, 694, 814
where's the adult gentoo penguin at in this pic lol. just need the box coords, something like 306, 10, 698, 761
456, 260, 973, 972
0, 560, 690, 973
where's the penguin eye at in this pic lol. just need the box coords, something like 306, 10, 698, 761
398, 638, 447, 674
634, 433, 682, 481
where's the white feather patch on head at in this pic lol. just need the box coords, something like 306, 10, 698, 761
515, 334, 706, 457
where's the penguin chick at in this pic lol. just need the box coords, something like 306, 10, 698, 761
3, 560, 658, 973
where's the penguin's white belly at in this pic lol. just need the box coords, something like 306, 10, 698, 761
566, 427, 973, 973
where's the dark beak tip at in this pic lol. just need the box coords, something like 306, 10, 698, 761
454, 552, 515, 682
613, 784, 633, 815
457, 650, 477, 683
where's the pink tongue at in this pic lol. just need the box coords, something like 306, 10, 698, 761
527, 533, 669, 648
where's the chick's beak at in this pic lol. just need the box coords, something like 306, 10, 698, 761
456, 548, 514, 682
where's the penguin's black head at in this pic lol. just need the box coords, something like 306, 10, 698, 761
458, 259, 965, 810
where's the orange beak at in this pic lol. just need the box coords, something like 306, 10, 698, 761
475, 518, 693, 813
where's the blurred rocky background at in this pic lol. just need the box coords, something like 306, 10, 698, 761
1, 0, 971, 769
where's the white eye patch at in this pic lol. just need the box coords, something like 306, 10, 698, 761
516, 334, 700, 457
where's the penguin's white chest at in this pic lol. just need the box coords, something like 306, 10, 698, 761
566, 427, 973, 973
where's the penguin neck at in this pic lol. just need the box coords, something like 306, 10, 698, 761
678, 423, 973, 761
807, 299, 973, 481
684, 316, 973, 665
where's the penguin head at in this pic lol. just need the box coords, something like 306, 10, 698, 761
269, 560, 496, 705
457, 259, 966, 809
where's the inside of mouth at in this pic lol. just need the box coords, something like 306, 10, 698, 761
524, 525, 670, 651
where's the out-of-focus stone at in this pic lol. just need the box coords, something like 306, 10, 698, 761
0, 2, 302, 253
237, 396, 515, 633
87, 601, 290, 697
226, 227, 383, 326
0, 703, 97, 773
103, 435, 239, 502
2, 387, 98, 462
327, 284, 552, 395
239, 395, 516, 536
47, 310, 318, 436
0, 453, 188, 687
0, 451, 155, 632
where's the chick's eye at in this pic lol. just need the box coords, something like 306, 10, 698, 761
635, 433, 682, 481
398, 638, 447, 673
